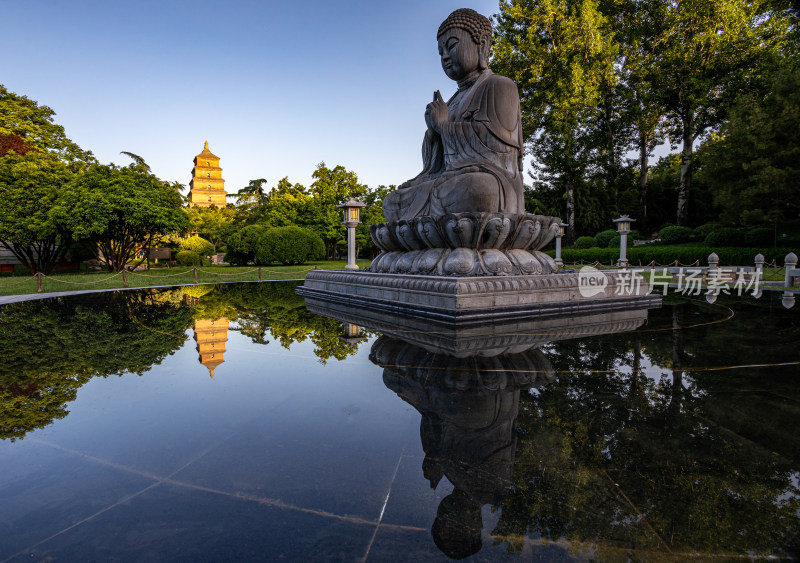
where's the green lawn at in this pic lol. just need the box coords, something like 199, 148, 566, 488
0, 260, 371, 297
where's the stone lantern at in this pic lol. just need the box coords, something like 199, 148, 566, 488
613, 215, 635, 268
337, 198, 366, 270
554, 222, 568, 267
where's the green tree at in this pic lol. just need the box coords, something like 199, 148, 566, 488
492, 0, 618, 243
231, 178, 269, 221
186, 205, 237, 251
262, 177, 315, 228
57, 164, 188, 271
308, 162, 368, 258
0, 152, 80, 274
640, 0, 793, 225
0, 85, 94, 163
699, 65, 800, 226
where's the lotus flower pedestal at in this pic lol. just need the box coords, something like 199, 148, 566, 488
296, 213, 660, 322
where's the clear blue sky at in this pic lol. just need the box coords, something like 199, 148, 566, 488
3, 0, 502, 195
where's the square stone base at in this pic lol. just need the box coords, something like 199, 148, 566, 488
296, 270, 661, 325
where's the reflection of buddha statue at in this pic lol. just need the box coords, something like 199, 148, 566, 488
383, 8, 524, 222
371, 335, 554, 559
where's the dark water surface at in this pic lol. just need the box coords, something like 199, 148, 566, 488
1, 282, 798, 561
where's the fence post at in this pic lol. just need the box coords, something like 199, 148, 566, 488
36, 272, 42, 293
194, 267, 198, 284
708, 252, 719, 281
258, 267, 262, 281
754, 253, 764, 279
785, 252, 798, 288
122, 269, 127, 287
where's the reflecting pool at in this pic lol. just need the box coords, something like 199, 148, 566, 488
1, 282, 798, 561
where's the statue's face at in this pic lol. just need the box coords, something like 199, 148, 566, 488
438, 27, 482, 81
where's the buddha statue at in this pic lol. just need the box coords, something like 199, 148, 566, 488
383, 8, 524, 222
368, 9, 560, 276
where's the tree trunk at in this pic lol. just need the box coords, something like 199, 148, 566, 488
565, 178, 576, 245
638, 129, 649, 234
677, 115, 694, 226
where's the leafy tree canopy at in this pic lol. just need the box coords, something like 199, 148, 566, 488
0, 84, 94, 163
56, 164, 188, 271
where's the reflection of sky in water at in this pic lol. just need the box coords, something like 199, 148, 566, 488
1, 284, 799, 561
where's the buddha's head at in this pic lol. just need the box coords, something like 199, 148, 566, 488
437, 8, 492, 82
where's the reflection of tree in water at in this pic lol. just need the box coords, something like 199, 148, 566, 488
494, 299, 800, 559
191, 282, 363, 364
0, 290, 194, 441
374, 298, 800, 559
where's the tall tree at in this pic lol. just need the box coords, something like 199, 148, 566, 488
641, 0, 793, 225
0, 152, 80, 274
56, 164, 188, 271
0, 85, 94, 163
308, 162, 368, 258
492, 0, 618, 243
699, 64, 800, 226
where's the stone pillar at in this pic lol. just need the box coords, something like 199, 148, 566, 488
344, 220, 359, 270
618, 231, 629, 268
785, 252, 798, 288
708, 252, 719, 279
554, 234, 564, 267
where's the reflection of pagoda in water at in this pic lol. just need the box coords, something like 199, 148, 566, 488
193, 318, 229, 378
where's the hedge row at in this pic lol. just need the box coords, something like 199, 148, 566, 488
547, 247, 796, 267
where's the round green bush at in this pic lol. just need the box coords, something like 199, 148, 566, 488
255, 226, 326, 265
224, 225, 268, 265
705, 227, 745, 247
659, 225, 693, 244
745, 227, 773, 246
574, 236, 596, 249
692, 223, 719, 240
176, 250, 202, 266
180, 235, 214, 257
593, 229, 618, 248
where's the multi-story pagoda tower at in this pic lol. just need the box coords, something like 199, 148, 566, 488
188, 141, 226, 207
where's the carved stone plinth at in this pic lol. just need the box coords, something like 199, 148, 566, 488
297, 270, 661, 325
369, 213, 561, 276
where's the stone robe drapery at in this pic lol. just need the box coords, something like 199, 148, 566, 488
383, 70, 524, 222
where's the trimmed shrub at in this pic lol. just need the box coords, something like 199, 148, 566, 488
180, 235, 214, 257
224, 225, 268, 265
176, 250, 202, 266
574, 236, 595, 249
659, 225, 693, 244
745, 227, 773, 247
593, 229, 618, 248
692, 223, 718, 240
255, 226, 325, 265
705, 228, 745, 247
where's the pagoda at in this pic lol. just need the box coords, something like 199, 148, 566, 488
193, 317, 229, 378
188, 141, 227, 207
